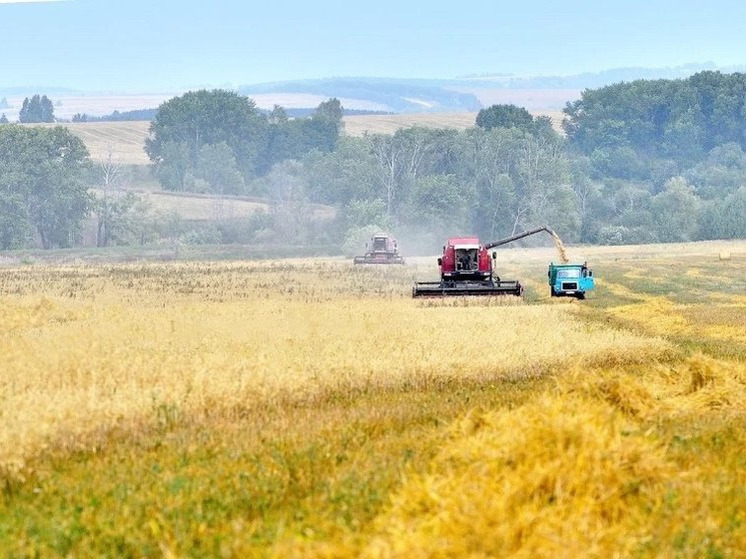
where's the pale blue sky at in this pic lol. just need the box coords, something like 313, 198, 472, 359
3, 0, 746, 91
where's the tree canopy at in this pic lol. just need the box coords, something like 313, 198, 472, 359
476, 104, 555, 139
146, 90, 343, 193
555, 70, 746, 243
18, 94, 55, 123
2, 73, 745, 252
0, 125, 91, 248
563, 71, 746, 179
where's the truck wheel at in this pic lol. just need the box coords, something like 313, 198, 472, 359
577, 292, 586, 300
550, 287, 557, 297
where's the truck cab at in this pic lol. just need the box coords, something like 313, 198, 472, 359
548, 262, 594, 299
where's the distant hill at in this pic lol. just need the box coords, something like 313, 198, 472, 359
452, 62, 746, 89
237, 63, 746, 112
4, 62, 743, 120
72, 108, 159, 122
239, 78, 483, 113
67, 107, 394, 123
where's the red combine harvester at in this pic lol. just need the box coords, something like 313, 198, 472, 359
353, 233, 405, 265
412, 226, 556, 297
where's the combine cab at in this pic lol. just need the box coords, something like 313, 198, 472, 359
353, 234, 404, 265
412, 226, 556, 298
548, 262, 594, 299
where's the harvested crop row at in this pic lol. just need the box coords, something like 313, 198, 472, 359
0, 264, 670, 482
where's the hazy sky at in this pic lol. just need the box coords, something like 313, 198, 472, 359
3, 0, 746, 91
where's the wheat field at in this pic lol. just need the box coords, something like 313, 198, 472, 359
0, 240, 744, 557
22, 109, 564, 167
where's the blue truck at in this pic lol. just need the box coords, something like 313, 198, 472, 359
548, 262, 595, 299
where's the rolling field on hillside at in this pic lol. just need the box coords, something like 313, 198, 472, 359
87, 188, 335, 222
24, 109, 565, 167
30, 121, 152, 165
0, 240, 744, 557
343, 109, 565, 136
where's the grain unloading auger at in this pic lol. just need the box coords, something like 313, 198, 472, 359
412, 226, 556, 298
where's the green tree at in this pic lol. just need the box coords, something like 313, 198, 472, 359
94, 147, 123, 247
650, 176, 700, 242
0, 188, 32, 248
0, 125, 91, 248
454, 126, 522, 239
404, 174, 467, 230
92, 191, 154, 246
476, 105, 556, 139
511, 134, 574, 236
0, 114, 8, 125
283, 98, 344, 160
303, 136, 379, 205
266, 160, 312, 243
153, 140, 192, 191
342, 199, 387, 230
18, 94, 55, 123
193, 142, 245, 195
269, 105, 288, 124
562, 72, 746, 183
145, 89, 266, 189
366, 127, 454, 224
698, 187, 745, 239
476, 104, 535, 133
685, 142, 746, 199
312, 97, 343, 135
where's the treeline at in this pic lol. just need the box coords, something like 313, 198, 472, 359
140, 85, 746, 249
72, 108, 158, 122
140, 90, 583, 250
71, 107, 389, 123
563, 70, 746, 243
2, 74, 744, 251
0, 126, 90, 248
145, 90, 343, 194
564, 71, 746, 177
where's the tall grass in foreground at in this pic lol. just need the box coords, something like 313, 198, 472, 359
277, 354, 746, 558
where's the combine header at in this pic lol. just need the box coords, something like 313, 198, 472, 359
354, 234, 404, 265
412, 226, 556, 298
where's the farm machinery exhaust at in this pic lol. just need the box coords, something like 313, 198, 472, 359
412, 226, 558, 298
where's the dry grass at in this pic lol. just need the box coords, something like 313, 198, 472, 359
1, 241, 745, 557
343, 109, 565, 136
26, 121, 151, 165
343, 113, 479, 136
89, 188, 273, 220
16, 107, 566, 167
339, 397, 672, 559
0, 260, 668, 482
